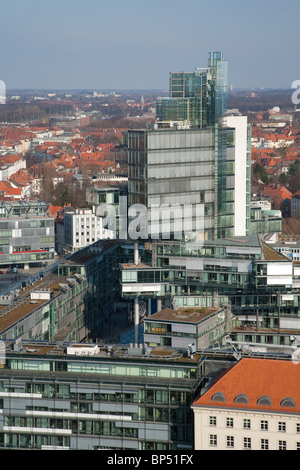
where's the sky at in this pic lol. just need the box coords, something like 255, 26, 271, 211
0, 0, 299, 91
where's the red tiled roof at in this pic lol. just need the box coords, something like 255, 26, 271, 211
193, 358, 300, 413
261, 184, 292, 201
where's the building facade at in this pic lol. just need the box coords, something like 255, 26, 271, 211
144, 306, 230, 350
0, 215, 54, 269
192, 358, 300, 450
156, 51, 228, 129
62, 208, 114, 254
0, 340, 223, 450
0, 240, 124, 344
127, 53, 251, 241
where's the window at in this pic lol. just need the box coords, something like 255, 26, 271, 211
226, 436, 234, 448
297, 424, 300, 434
234, 393, 249, 404
209, 434, 217, 447
261, 420, 268, 431
209, 416, 216, 426
278, 422, 286, 432
211, 392, 226, 402
257, 395, 272, 406
261, 438, 269, 450
297, 442, 300, 450
281, 397, 295, 408
279, 440, 286, 450
243, 437, 251, 450
226, 417, 233, 428
243, 419, 251, 430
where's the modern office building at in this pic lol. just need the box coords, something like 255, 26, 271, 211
127, 53, 251, 241
156, 51, 228, 128
192, 357, 300, 450
120, 234, 300, 351
0, 339, 237, 450
0, 200, 54, 269
0, 233, 299, 449
143, 306, 230, 350
0, 216, 54, 269
0, 240, 124, 344
86, 184, 128, 239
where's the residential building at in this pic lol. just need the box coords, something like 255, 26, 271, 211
0, 155, 26, 180
192, 357, 300, 450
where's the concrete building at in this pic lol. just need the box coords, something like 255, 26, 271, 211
144, 306, 230, 349
0, 212, 54, 269
120, 234, 300, 351
57, 208, 114, 255
0, 339, 233, 450
0, 240, 123, 343
192, 357, 300, 450
291, 190, 300, 218
0, 334, 296, 451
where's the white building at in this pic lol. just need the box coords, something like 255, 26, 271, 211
192, 357, 300, 450
61, 208, 115, 254
0, 155, 26, 180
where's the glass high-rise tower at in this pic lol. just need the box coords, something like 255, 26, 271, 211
156, 51, 228, 128
127, 52, 251, 241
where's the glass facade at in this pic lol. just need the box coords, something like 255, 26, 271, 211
156, 52, 227, 128
127, 52, 250, 241
0, 347, 210, 450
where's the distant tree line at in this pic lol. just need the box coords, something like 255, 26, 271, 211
228, 90, 294, 113
0, 102, 74, 123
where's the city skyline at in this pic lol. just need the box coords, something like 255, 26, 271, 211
0, 0, 299, 91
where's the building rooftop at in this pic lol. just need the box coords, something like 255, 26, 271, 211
146, 307, 220, 324
261, 241, 290, 261
192, 357, 300, 413
0, 277, 62, 333
120, 263, 151, 269
2, 340, 203, 365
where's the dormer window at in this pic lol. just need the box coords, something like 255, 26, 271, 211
211, 392, 226, 402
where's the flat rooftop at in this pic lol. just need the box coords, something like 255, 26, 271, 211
120, 263, 151, 269
146, 307, 220, 324
3, 340, 203, 364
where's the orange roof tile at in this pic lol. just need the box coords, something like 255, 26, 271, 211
193, 358, 300, 413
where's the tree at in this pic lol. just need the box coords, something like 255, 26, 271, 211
253, 162, 269, 184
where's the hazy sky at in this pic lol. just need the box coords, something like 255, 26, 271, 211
0, 0, 299, 90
